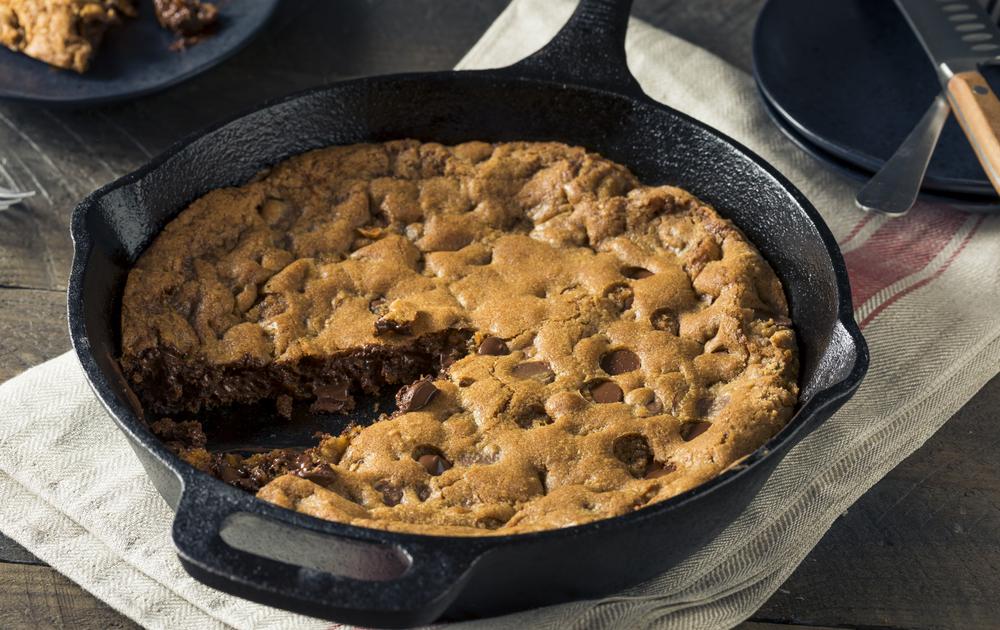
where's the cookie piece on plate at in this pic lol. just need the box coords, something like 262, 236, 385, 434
0, 0, 135, 72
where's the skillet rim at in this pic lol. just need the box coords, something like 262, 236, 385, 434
68, 68, 869, 549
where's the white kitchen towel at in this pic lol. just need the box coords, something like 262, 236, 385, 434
2, 0, 999, 628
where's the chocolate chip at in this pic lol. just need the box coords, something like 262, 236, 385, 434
600, 349, 641, 375
650, 308, 679, 335
311, 382, 353, 414
622, 266, 654, 279
586, 380, 624, 403
373, 480, 403, 506
478, 336, 509, 356
413, 446, 452, 476
681, 421, 712, 441
418, 455, 442, 473
511, 361, 554, 382
374, 316, 412, 336
297, 463, 338, 485
604, 283, 634, 310
644, 460, 677, 479
416, 484, 432, 501
396, 377, 439, 413
612, 433, 652, 478
368, 296, 387, 314
217, 461, 243, 485
458, 377, 474, 387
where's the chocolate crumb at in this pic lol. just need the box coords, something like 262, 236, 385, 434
311, 382, 353, 414
374, 316, 412, 336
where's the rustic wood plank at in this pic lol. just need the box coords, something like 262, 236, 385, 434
0, 536, 39, 565
0, 288, 69, 383
0, 564, 139, 629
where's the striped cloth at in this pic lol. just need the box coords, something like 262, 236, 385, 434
0, 0, 998, 628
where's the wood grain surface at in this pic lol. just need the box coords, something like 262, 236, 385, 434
0, 1, 997, 629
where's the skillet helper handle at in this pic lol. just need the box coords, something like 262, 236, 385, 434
946, 69, 1000, 196
508, 0, 643, 96
171, 480, 476, 628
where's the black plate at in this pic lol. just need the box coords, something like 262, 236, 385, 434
756, 81, 1000, 213
753, 0, 1000, 198
0, 0, 279, 107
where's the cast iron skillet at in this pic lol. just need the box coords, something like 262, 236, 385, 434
68, 0, 869, 627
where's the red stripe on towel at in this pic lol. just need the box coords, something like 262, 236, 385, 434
838, 213, 876, 246
843, 205, 967, 308
859, 216, 983, 328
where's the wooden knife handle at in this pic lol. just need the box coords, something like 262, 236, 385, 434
947, 71, 1000, 196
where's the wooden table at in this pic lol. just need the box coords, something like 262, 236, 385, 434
1, 1, 998, 628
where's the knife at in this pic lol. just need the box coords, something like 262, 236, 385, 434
856, 94, 951, 215
895, 0, 1000, 196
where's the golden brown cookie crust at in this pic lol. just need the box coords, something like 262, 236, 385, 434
123, 140, 799, 536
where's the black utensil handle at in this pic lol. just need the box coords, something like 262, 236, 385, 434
171, 478, 478, 627
508, 0, 643, 96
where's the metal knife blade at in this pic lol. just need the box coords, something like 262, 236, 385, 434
895, 0, 1000, 82
895, 0, 1000, 197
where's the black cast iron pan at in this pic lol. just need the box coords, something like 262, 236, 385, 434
68, 1, 869, 626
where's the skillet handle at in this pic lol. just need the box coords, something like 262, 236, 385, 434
801, 318, 869, 404
507, 0, 643, 96
171, 478, 479, 628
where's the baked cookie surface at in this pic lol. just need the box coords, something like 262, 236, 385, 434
124, 140, 799, 535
